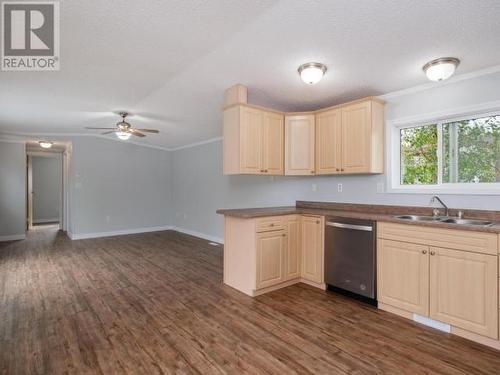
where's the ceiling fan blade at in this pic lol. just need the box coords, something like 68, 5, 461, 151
101, 131, 116, 135
135, 129, 159, 133
131, 131, 146, 137
85, 127, 116, 130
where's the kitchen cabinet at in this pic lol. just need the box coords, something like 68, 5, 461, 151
285, 216, 301, 280
223, 104, 284, 175
301, 215, 324, 284
315, 108, 342, 174
377, 239, 429, 316
256, 229, 286, 289
285, 115, 315, 175
378, 222, 498, 340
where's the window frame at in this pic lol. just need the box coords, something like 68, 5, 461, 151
387, 102, 500, 195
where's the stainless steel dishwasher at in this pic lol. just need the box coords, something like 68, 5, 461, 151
324, 217, 376, 305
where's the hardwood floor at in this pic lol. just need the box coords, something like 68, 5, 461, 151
1, 226, 500, 374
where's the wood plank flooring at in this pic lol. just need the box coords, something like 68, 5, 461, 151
1, 225, 500, 374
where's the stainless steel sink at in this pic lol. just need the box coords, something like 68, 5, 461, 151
395, 215, 444, 222
395, 215, 494, 227
440, 218, 493, 226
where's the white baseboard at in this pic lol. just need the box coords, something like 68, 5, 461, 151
171, 226, 224, 244
69, 225, 174, 240
0, 234, 26, 242
33, 218, 59, 224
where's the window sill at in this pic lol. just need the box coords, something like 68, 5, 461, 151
387, 184, 500, 195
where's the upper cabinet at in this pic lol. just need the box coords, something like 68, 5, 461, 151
223, 104, 284, 175
222, 85, 384, 176
315, 99, 384, 175
285, 115, 315, 175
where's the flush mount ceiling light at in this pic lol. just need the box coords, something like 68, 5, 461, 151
39, 141, 53, 149
115, 131, 132, 140
298, 62, 327, 85
423, 57, 460, 82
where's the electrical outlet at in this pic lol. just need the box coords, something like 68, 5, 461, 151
376, 182, 384, 193
337, 183, 343, 193
311, 184, 318, 192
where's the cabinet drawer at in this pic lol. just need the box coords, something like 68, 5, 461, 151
256, 216, 286, 232
378, 222, 498, 255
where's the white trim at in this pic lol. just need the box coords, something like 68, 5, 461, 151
413, 314, 451, 333
0, 234, 26, 242
33, 218, 59, 224
69, 225, 173, 240
379, 64, 500, 100
170, 137, 223, 151
0, 138, 26, 144
387, 103, 500, 195
171, 226, 224, 244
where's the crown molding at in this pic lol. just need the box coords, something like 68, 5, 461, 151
169, 137, 222, 151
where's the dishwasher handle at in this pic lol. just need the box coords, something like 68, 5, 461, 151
326, 222, 373, 232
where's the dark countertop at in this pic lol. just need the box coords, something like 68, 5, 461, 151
216, 203, 500, 234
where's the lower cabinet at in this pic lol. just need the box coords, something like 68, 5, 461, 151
301, 216, 324, 284
377, 224, 499, 340
285, 216, 301, 280
256, 230, 286, 289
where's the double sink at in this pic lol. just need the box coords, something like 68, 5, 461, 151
395, 215, 494, 227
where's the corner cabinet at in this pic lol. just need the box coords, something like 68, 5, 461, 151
285, 115, 315, 175
223, 104, 284, 175
377, 222, 498, 340
315, 99, 384, 175
223, 214, 325, 297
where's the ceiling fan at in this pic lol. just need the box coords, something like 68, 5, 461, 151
86, 112, 159, 140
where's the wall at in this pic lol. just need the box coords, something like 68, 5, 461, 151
0, 141, 26, 240
32, 155, 62, 223
171, 71, 500, 241
68, 137, 172, 238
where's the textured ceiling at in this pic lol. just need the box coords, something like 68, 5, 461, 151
1, 0, 500, 149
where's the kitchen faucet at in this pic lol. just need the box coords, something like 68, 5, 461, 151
430, 195, 449, 217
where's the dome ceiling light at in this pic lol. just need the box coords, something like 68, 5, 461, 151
423, 57, 460, 82
39, 141, 53, 149
298, 62, 327, 85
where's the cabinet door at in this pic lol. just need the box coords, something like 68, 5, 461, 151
256, 230, 286, 289
377, 239, 429, 316
315, 109, 342, 174
301, 216, 324, 283
262, 112, 284, 175
341, 101, 371, 173
285, 115, 315, 175
429, 247, 498, 339
285, 217, 301, 280
240, 106, 263, 174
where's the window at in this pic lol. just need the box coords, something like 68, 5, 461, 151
392, 111, 500, 193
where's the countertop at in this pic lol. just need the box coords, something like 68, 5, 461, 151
216, 204, 500, 234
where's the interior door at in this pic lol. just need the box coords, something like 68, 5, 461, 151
341, 101, 371, 173
285, 115, 315, 175
301, 216, 324, 283
262, 111, 284, 175
315, 109, 342, 174
240, 106, 263, 174
377, 239, 429, 316
429, 247, 498, 339
256, 230, 286, 289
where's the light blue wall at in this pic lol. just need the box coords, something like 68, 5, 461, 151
172, 72, 500, 240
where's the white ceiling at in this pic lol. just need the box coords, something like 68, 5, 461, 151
1, 0, 500, 149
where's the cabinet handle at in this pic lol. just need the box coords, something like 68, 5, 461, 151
422, 250, 427, 254
265, 169, 268, 173
316, 220, 320, 224
430, 250, 436, 256
341, 168, 345, 172
282, 233, 286, 237
260, 169, 264, 173
336, 168, 340, 172
270, 223, 274, 227
310, 171, 314, 174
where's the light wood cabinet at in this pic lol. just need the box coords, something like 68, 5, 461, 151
377, 239, 429, 316
285, 216, 301, 280
301, 216, 324, 284
378, 222, 499, 340
429, 247, 498, 339
256, 230, 286, 289
223, 104, 284, 175
315, 108, 342, 174
285, 115, 315, 175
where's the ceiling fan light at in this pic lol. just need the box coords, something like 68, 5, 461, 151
298, 62, 327, 85
116, 131, 131, 140
39, 141, 53, 149
423, 57, 460, 82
